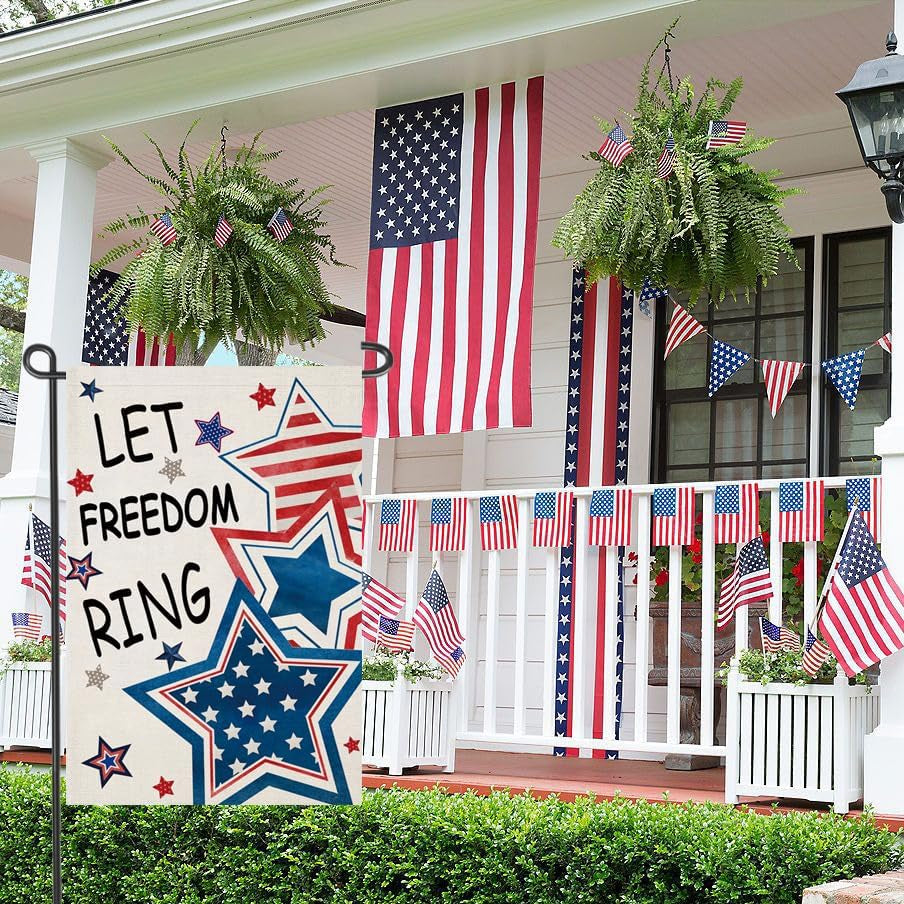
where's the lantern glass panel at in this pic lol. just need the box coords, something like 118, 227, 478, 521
847, 86, 904, 174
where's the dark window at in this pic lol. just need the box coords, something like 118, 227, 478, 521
823, 229, 891, 475
653, 239, 814, 482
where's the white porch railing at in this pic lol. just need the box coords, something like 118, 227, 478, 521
363, 476, 854, 761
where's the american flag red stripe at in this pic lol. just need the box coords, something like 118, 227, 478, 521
479, 494, 519, 550
652, 486, 695, 547
588, 488, 632, 546
429, 497, 469, 552
364, 77, 543, 438
532, 491, 574, 548
360, 573, 405, 644
664, 304, 706, 358
778, 480, 824, 543
378, 498, 418, 552
713, 482, 760, 545
761, 359, 805, 418
132, 328, 177, 366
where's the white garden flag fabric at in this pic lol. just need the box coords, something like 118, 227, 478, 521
66, 367, 363, 806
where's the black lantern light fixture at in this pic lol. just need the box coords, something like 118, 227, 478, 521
837, 31, 904, 222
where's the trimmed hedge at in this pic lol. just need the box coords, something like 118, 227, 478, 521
0, 768, 900, 903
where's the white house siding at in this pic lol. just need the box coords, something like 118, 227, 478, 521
372, 164, 887, 753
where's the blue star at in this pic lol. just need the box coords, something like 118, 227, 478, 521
156, 641, 186, 672
264, 535, 359, 634
195, 412, 234, 451
80, 379, 102, 402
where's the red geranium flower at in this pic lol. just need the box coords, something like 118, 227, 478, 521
655, 569, 669, 587
791, 557, 805, 588
688, 537, 703, 564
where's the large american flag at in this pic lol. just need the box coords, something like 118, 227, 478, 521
21, 513, 67, 617
429, 497, 468, 552
479, 495, 518, 551
378, 498, 417, 552
818, 512, 904, 676
713, 483, 759, 545
413, 569, 466, 676
82, 270, 176, 366
588, 488, 632, 546
846, 477, 881, 542
778, 480, 824, 543
532, 490, 574, 548
717, 535, 772, 630
363, 78, 544, 438
652, 486, 695, 546
360, 572, 405, 644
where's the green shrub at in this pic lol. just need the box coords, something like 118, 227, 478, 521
0, 768, 899, 903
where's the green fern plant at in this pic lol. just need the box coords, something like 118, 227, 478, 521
93, 124, 340, 361
552, 27, 799, 303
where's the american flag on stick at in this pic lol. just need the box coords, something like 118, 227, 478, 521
150, 212, 177, 246
22, 513, 67, 618
429, 497, 468, 552
532, 491, 574, 548
652, 486, 695, 547
588, 488, 632, 546
378, 498, 417, 552
11, 612, 42, 641
363, 78, 544, 439
656, 133, 676, 179
706, 120, 746, 149
360, 572, 406, 644
375, 615, 416, 653
479, 495, 519, 551
413, 569, 466, 676
846, 477, 881, 542
713, 483, 759, 545
267, 208, 294, 242
802, 628, 833, 677
598, 124, 634, 167
214, 216, 233, 248
778, 480, 824, 543
818, 512, 904, 677
760, 616, 801, 654
664, 303, 706, 358
717, 535, 772, 630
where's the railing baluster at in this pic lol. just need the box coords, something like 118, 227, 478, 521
601, 544, 619, 743
542, 545, 557, 741
456, 499, 476, 732
666, 544, 682, 746
700, 489, 715, 748
634, 493, 652, 743
404, 501, 420, 621
769, 489, 782, 624
483, 549, 500, 734
803, 542, 818, 628
362, 500, 374, 576
571, 494, 590, 750
513, 497, 529, 737
734, 540, 750, 654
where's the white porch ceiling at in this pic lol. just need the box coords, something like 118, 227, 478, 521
0, 0, 893, 364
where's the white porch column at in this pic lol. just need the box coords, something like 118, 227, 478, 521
0, 139, 106, 637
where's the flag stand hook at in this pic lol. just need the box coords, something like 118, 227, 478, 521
22, 343, 66, 904
361, 341, 393, 378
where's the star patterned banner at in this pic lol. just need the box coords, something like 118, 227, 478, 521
66, 367, 363, 806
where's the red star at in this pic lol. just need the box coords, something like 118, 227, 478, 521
152, 776, 174, 798
250, 383, 277, 410
343, 736, 360, 753
67, 469, 94, 496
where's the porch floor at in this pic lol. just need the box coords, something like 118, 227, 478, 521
363, 749, 904, 832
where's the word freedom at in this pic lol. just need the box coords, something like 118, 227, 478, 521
78, 483, 239, 546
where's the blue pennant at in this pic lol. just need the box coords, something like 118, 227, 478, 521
637, 277, 667, 318
708, 340, 751, 397
822, 348, 865, 411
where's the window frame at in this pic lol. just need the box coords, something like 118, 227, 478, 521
651, 237, 815, 482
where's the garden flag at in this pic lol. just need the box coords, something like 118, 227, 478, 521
713, 483, 759, 545
11, 612, 42, 641
588, 488, 632, 546
778, 480, 824, 543
652, 486, 695, 546
363, 77, 544, 439
802, 628, 832, 677
847, 477, 881, 542
429, 497, 468, 552
598, 124, 633, 166
664, 304, 706, 358
818, 511, 904, 677
708, 340, 751, 397
876, 332, 893, 354
21, 512, 67, 618
360, 573, 405, 644
760, 616, 801, 653
375, 615, 416, 653
532, 491, 574, 547
66, 366, 363, 805
656, 133, 676, 179
479, 495, 519, 551
378, 498, 417, 552
761, 359, 805, 418
717, 536, 772, 630
413, 569, 465, 676
706, 119, 746, 148
822, 348, 865, 411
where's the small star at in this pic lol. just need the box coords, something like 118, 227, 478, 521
286, 733, 303, 750
299, 670, 317, 686
79, 380, 102, 402
343, 737, 360, 753
244, 738, 261, 755
155, 641, 186, 672
229, 758, 246, 776
66, 552, 102, 589
250, 383, 277, 410
182, 687, 198, 704
194, 412, 234, 451
224, 724, 241, 740
82, 736, 131, 787
259, 716, 277, 733
158, 457, 185, 484
238, 701, 255, 718
280, 694, 297, 712
254, 678, 271, 695
201, 706, 219, 723
233, 661, 249, 678
152, 776, 174, 798
248, 639, 265, 656
85, 664, 109, 690
67, 469, 94, 496
217, 681, 235, 698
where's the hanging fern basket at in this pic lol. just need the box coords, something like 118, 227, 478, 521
552, 28, 799, 303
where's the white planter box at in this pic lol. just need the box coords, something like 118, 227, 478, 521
0, 662, 54, 749
725, 669, 879, 813
362, 678, 455, 775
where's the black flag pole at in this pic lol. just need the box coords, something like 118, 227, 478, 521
22, 343, 66, 904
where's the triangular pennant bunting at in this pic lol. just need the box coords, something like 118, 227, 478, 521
708, 340, 751, 397
822, 348, 865, 411
664, 304, 706, 358
760, 359, 805, 418
638, 278, 667, 318
876, 332, 892, 354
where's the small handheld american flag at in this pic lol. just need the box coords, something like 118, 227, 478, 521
656, 133, 676, 179
11, 612, 42, 641
706, 120, 746, 149
375, 615, 416, 653
267, 208, 294, 242
360, 572, 405, 644
150, 212, 177, 246
22, 513, 67, 620
760, 617, 801, 654
413, 569, 466, 677
802, 628, 833, 677
214, 215, 234, 248
479, 495, 519, 551
598, 124, 634, 167
717, 535, 772, 630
